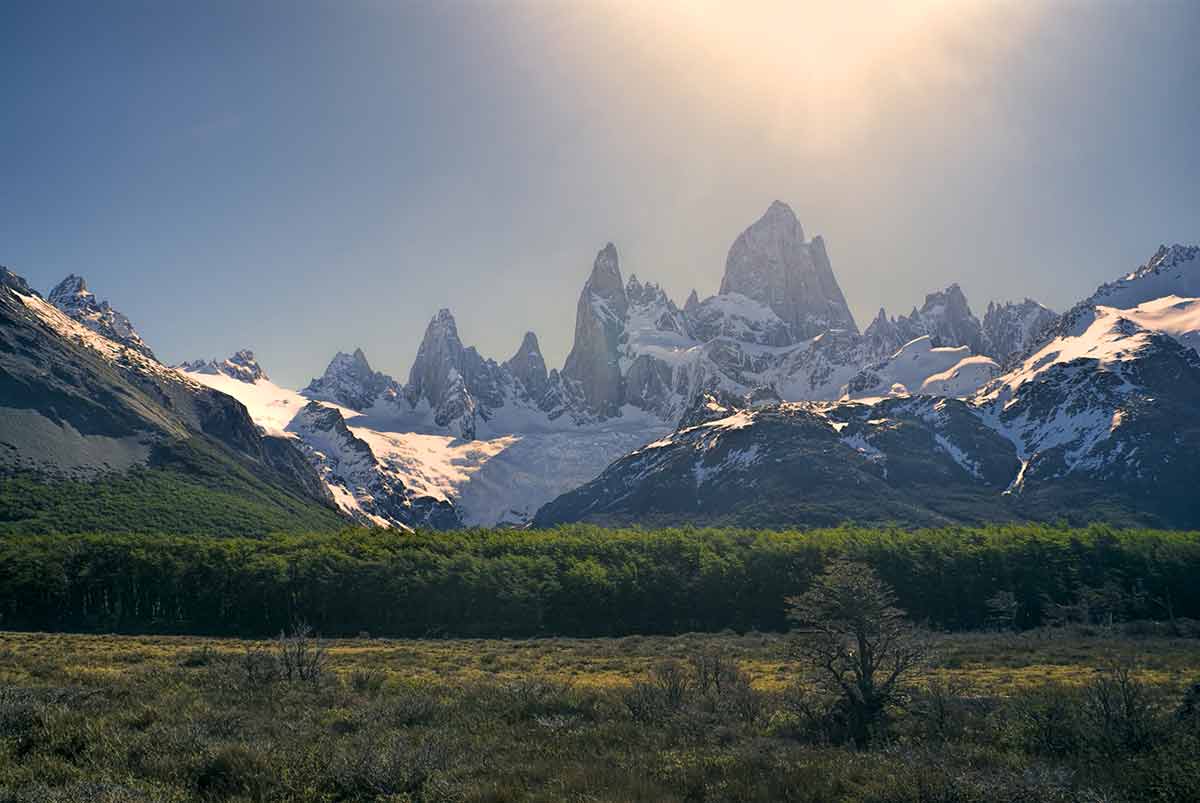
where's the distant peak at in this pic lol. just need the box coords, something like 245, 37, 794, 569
180, 349, 268, 383
1, 266, 36, 296
764, 200, 797, 221
519, 331, 541, 353
586, 243, 625, 298
48, 274, 91, 302
1146, 243, 1199, 272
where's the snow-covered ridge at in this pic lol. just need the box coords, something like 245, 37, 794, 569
47, 274, 156, 359
16, 288, 199, 390
178, 350, 268, 383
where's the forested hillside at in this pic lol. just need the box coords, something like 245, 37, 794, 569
2, 525, 1196, 638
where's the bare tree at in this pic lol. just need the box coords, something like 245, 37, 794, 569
277, 622, 328, 683
786, 560, 930, 748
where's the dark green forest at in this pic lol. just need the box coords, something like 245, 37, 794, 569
1, 525, 1197, 638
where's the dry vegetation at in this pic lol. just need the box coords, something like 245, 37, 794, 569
2, 626, 1199, 802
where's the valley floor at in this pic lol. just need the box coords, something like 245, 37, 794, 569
2, 629, 1199, 802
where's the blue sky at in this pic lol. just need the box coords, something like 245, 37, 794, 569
3, 1, 1198, 387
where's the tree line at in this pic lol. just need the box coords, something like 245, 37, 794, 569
0, 524, 1197, 638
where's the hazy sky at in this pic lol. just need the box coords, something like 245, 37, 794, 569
3, 0, 1198, 387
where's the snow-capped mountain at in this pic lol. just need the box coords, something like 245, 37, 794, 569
864, 284, 1053, 365
720, 201, 858, 338
11, 200, 1191, 532
534, 245, 1200, 529
180, 201, 1068, 528
842, 337, 1000, 400
178, 349, 269, 383
47, 274, 156, 360
303, 348, 400, 410
0, 267, 337, 529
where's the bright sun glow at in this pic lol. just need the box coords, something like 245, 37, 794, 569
556, 0, 1040, 151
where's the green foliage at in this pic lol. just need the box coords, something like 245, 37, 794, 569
0, 524, 1199, 638
0, 460, 344, 537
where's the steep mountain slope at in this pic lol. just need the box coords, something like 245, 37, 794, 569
534, 395, 1022, 528
0, 268, 343, 535
535, 245, 1200, 529
46, 274, 157, 360
720, 201, 858, 338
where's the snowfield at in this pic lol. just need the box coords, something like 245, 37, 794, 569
179, 369, 668, 527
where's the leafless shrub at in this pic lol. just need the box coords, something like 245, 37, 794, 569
276, 622, 328, 684
1081, 660, 1165, 754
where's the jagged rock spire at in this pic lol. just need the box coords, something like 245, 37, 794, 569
504, 331, 548, 399
561, 243, 629, 417
719, 201, 858, 339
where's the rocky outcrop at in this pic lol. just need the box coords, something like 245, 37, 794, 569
47, 274, 157, 360
866, 284, 985, 356
304, 348, 399, 409
503, 331, 549, 401
981, 300, 1057, 366
179, 350, 269, 383
402, 309, 512, 439
561, 243, 629, 417
719, 201, 858, 339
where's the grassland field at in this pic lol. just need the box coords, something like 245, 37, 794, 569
2, 627, 1199, 802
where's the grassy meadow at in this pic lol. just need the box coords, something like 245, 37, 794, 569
2, 627, 1199, 802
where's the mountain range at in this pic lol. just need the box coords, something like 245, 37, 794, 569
3, 203, 1197, 532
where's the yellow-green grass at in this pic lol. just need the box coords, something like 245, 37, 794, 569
3, 629, 1197, 695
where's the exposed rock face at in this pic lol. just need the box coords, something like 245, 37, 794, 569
982, 299, 1058, 365
178, 350, 269, 383
403, 309, 511, 439
865, 284, 985, 359
561, 244, 629, 416
289, 401, 459, 529
719, 201, 858, 339
911, 284, 985, 353
503, 331, 548, 401
1, 267, 35, 295
47, 274, 156, 359
304, 348, 398, 410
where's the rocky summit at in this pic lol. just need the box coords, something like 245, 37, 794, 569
720, 201, 858, 339
7, 202, 1194, 532
534, 244, 1200, 530
47, 274, 157, 360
